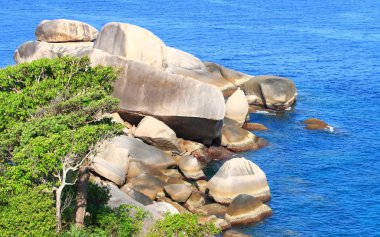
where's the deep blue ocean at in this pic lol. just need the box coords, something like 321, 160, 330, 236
1, 1, 379, 236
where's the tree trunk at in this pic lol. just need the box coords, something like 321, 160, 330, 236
75, 166, 90, 228
56, 187, 62, 233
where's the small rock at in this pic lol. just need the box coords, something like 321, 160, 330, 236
243, 122, 268, 131
198, 203, 227, 216
304, 118, 329, 130
134, 116, 180, 151
198, 215, 231, 230
184, 191, 205, 210
196, 180, 208, 194
164, 184, 192, 203
225, 194, 272, 225
178, 155, 205, 180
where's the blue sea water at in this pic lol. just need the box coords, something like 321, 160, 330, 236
1, 0, 379, 236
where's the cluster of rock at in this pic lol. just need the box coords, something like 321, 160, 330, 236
13, 19, 299, 235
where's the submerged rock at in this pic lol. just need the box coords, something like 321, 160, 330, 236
134, 116, 180, 151
35, 19, 98, 42
207, 146, 234, 161
304, 118, 330, 130
225, 194, 272, 225
207, 158, 271, 204
94, 22, 167, 70
225, 88, 249, 126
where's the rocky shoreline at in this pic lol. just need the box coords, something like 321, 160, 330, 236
14, 19, 298, 236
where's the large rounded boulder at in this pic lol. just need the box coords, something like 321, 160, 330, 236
207, 158, 270, 204
241, 75, 297, 110
94, 22, 167, 70
225, 88, 249, 126
225, 194, 272, 225
35, 19, 98, 42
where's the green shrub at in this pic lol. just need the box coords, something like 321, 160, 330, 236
147, 213, 220, 237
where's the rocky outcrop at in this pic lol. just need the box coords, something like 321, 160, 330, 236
164, 184, 192, 203
94, 22, 167, 70
35, 19, 98, 42
207, 158, 271, 204
198, 215, 231, 230
225, 88, 249, 126
14, 41, 93, 64
134, 116, 180, 151
225, 194, 272, 225
222, 118, 267, 152
196, 180, 208, 194
120, 185, 153, 205
178, 155, 205, 180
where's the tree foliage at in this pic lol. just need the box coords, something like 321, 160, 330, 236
0, 57, 124, 236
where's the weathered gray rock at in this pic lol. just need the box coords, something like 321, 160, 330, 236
166, 46, 205, 71
178, 155, 205, 180
222, 118, 267, 152
14, 41, 93, 64
164, 184, 192, 203
225, 194, 272, 225
35, 19, 98, 42
225, 88, 249, 126
207, 158, 271, 204
71, 48, 226, 144
91, 139, 130, 186
112, 60, 225, 144
134, 116, 180, 151
94, 22, 167, 70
